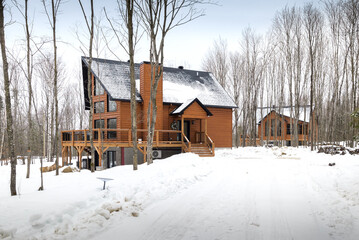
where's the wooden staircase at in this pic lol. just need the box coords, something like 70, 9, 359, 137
190, 143, 214, 157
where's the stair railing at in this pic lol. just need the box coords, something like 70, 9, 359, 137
205, 134, 215, 156
181, 132, 191, 152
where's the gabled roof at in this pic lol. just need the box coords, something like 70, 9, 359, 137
82, 57, 142, 102
170, 98, 213, 116
257, 106, 312, 124
82, 57, 237, 109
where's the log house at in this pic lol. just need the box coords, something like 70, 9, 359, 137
61, 57, 236, 169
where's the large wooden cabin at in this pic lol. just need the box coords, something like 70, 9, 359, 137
61, 57, 236, 169
257, 106, 318, 146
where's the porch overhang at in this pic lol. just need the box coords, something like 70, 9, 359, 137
170, 98, 213, 117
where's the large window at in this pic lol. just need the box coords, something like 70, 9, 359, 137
108, 98, 117, 112
271, 119, 281, 137
298, 124, 303, 135
94, 79, 104, 96
265, 121, 269, 137
94, 119, 104, 128
95, 101, 104, 113
286, 124, 291, 135
94, 119, 104, 140
107, 118, 117, 139
277, 120, 281, 136
107, 118, 117, 129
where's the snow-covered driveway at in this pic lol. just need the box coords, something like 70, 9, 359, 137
93, 148, 359, 240
1, 147, 359, 240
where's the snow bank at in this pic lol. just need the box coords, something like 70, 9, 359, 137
0, 153, 211, 239
1, 148, 359, 240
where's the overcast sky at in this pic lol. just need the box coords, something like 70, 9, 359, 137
5, 0, 321, 83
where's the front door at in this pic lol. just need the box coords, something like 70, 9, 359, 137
177, 120, 191, 141
184, 120, 190, 141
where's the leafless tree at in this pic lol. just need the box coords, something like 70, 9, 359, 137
42, 0, 63, 174
104, 0, 143, 170
135, 0, 208, 164
303, 2, 323, 151
228, 52, 242, 147
0, 0, 17, 196
202, 38, 229, 89
78, 0, 95, 172
10, 0, 37, 178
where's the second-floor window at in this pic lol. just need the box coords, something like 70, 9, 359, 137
94, 119, 105, 128
107, 118, 117, 129
108, 98, 117, 112
95, 79, 104, 96
94, 119, 104, 140
107, 118, 117, 139
95, 101, 104, 113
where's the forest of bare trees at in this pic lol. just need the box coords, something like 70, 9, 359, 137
203, 0, 359, 148
1, 0, 359, 196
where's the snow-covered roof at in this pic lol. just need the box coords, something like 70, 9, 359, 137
82, 57, 236, 108
257, 106, 312, 124
83, 57, 142, 101
170, 98, 213, 116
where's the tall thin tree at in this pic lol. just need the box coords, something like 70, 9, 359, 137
0, 0, 17, 196
78, 0, 95, 172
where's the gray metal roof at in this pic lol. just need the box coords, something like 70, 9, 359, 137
82, 57, 236, 108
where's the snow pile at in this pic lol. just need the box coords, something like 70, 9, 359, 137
1, 148, 359, 240
0, 153, 211, 239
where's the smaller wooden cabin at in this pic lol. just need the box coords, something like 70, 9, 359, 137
257, 106, 318, 146
61, 57, 236, 169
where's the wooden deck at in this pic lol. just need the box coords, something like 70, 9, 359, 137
61, 128, 214, 168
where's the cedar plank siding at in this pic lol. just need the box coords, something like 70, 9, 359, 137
257, 110, 317, 144
182, 101, 208, 119
90, 63, 233, 149
207, 107, 232, 148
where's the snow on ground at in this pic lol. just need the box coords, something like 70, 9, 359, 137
1, 147, 359, 240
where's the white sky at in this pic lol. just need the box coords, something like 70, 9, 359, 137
4, 0, 321, 84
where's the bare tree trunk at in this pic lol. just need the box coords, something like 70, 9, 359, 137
39, 156, 44, 191
51, 0, 60, 175
303, 3, 323, 151
0, 0, 17, 196
24, 0, 33, 179
78, 0, 95, 172
127, 0, 138, 170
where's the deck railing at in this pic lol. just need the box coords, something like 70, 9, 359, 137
61, 129, 182, 146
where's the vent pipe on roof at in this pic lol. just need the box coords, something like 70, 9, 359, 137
178, 66, 184, 69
